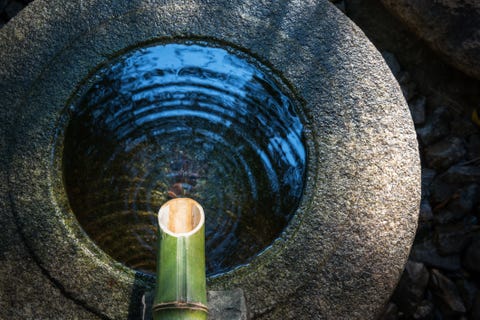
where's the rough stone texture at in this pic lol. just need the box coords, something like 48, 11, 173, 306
0, 0, 420, 319
208, 289, 247, 320
380, 0, 480, 80
0, 177, 102, 319
344, 1, 480, 319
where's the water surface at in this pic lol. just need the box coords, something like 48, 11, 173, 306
63, 43, 306, 276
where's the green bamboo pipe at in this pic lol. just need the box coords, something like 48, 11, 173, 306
153, 198, 208, 320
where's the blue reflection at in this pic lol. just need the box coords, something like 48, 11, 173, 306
64, 43, 306, 276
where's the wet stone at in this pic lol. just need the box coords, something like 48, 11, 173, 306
424, 137, 466, 171
429, 269, 466, 317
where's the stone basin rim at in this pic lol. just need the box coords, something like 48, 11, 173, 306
57, 38, 310, 277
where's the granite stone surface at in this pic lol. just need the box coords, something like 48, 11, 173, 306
208, 289, 248, 320
0, 0, 420, 319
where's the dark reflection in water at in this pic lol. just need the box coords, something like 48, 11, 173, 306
64, 43, 306, 276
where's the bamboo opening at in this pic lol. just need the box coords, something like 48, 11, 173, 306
158, 198, 204, 236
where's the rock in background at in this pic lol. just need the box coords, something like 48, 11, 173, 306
380, 0, 480, 81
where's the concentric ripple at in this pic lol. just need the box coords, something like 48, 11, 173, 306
63, 43, 306, 276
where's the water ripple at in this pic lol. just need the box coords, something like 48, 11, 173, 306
63, 43, 306, 276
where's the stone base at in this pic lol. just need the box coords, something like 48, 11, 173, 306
139, 289, 247, 320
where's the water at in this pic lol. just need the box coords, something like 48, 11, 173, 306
63, 42, 306, 276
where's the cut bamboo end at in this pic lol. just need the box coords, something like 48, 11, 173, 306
158, 198, 205, 237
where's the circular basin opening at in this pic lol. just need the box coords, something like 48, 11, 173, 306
63, 42, 306, 276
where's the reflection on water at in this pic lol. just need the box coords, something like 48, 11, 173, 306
63, 43, 306, 276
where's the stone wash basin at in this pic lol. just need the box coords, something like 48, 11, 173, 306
0, 0, 420, 319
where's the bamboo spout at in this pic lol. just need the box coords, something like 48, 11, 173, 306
153, 198, 208, 320
165, 198, 198, 234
